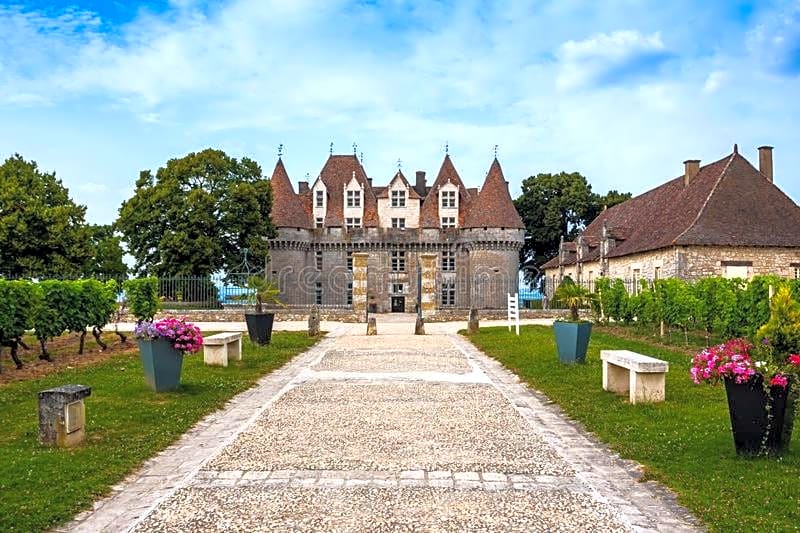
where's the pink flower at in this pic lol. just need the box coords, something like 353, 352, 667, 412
771, 374, 789, 388
789, 354, 800, 366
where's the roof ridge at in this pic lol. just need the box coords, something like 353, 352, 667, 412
672, 152, 736, 244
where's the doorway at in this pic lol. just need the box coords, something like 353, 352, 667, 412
391, 296, 405, 313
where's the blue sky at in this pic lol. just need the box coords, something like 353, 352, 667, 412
1, 0, 800, 225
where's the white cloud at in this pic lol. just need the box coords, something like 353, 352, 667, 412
703, 70, 727, 93
556, 30, 671, 90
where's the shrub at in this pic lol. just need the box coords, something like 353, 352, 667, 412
0, 280, 40, 368
123, 277, 160, 323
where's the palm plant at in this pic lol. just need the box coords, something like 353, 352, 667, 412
554, 279, 595, 321
246, 275, 284, 313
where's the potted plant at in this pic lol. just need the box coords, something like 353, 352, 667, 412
691, 286, 800, 456
134, 317, 204, 392
244, 275, 284, 345
552, 277, 594, 364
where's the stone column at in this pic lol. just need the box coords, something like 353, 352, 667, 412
38, 384, 92, 447
419, 253, 438, 317
352, 252, 369, 322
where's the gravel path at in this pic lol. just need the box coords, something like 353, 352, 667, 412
64, 317, 701, 532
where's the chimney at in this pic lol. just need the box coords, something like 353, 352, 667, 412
415, 170, 426, 196
298, 181, 310, 194
758, 146, 773, 182
683, 159, 700, 187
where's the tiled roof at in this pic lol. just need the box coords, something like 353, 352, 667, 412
318, 155, 379, 227
543, 148, 800, 268
420, 155, 472, 228
465, 159, 524, 229
376, 170, 422, 199
270, 159, 313, 229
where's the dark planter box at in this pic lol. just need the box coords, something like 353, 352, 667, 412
553, 321, 592, 364
724, 375, 796, 456
138, 338, 183, 392
245, 312, 275, 345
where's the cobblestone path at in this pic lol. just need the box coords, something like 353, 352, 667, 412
63, 320, 699, 532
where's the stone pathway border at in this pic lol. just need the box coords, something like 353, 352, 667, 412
57, 332, 345, 533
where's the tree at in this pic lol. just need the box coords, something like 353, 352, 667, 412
514, 172, 593, 278
0, 154, 92, 277
85, 224, 127, 279
116, 149, 276, 276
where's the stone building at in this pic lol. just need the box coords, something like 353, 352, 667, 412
268, 153, 524, 313
542, 145, 800, 292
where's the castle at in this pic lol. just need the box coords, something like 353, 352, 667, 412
268, 153, 524, 313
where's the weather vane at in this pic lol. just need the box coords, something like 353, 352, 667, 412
397, 158, 402, 170
278, 143, 283, 158
329, 142, 334, 155
494, 144, 498, 158
360, 151, 364, 164
445, 142, 449, 155
353, 142, 358, 155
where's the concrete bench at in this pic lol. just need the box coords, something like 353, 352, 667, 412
203, 332, 243, 367
601, 350, 669, 404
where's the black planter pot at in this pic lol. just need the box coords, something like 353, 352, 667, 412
245, 312, 275, 345
724, 375, 796, 456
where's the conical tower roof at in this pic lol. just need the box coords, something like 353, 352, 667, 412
464, 158, 524, 228
270, 158, 313, 229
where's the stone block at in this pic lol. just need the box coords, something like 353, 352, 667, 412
414, 316, 425, 335
308, 305, 321, 337
601, 350, 668, 404
203, 332, 243, 367
38, 384, 92, 447
468, 307, 479, 333
366, 317, 377, 336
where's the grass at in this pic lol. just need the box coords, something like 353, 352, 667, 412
0, 332, 318, 532
467, 325, 800, 532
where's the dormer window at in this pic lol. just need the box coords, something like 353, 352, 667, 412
391, 190, 406, 207
347, 190, 361, 208
315, 190, 324, 208
440, 190, 457, 209
441, 216, 456, 228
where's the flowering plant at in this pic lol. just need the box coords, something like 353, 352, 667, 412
134, 317, 204, 355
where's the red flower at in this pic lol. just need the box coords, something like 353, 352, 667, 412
771, 374, 789, 388
789, 354, 800, 366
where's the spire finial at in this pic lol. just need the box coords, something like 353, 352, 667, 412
277, 143, 283, 158
733, 143, 738, 154
445, 141, 449, 155
494, 144, 498, 158
397, 158, 402, 170
360, 151, 364, 164
353, 142, 358, 155
329, 142, 334, 155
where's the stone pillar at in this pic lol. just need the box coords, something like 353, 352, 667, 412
308, 305, 321, 336
38, 385, 92, 447
352, 252, 369, 322
468, 307, 479, 334
366, 317, 377, 336
419, 253, 438, 317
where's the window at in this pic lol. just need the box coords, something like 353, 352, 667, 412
346, 251, 353, 271
315, 217, 324, 228
315, 282, 323, 305
346, 217, 361, 229
441, 216, 456, 228
315, 190, 324, 208
346, 282, 353, 305
632, 269, 641, 295
654, 266, 661, 281
440, 190, 456, 208
315, 251, 323, 271
441, 250, 455, 272
391, 190, 406, 207
346, 190, 361, 208
441, 281, 456, 306
795, 267, 800, 280
391, 250, 406, 272
391, 217, 406, 229
722, 261, 752, 280
392, 283, 404, 294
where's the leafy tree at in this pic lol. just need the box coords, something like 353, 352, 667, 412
116, 149, 275, 276
0, 154, 92, 277
86, 225, 127, 280
514, 172, 631, 282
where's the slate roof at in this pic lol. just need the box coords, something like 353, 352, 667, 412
542, 147, 800, 268
318, 155, 379, 227
464, 159, 525, 229
419, 155, 473, 228
269, 159, 313, 229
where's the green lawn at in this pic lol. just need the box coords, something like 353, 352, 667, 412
0, 332, 318, 532
468, 325, 800, 532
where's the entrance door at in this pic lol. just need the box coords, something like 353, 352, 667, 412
391, 296, 405, 313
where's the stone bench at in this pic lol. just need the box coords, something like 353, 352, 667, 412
601, 350, 669, 404
203, 332, 243, 367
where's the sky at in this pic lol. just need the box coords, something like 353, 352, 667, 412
1, 0, 800, 225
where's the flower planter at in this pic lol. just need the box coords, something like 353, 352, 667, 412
724, 375, 796, 456
553, 321, 592, 364
138, 338, 184, 392
245, 312, 275, 345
